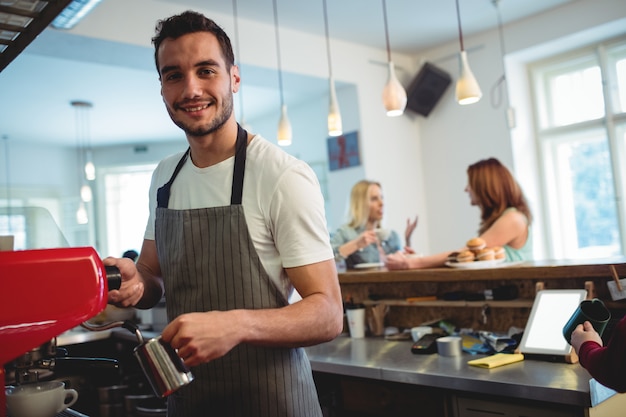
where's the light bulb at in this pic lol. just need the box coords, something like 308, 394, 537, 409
277, 104, 292, 146
76, 201, 88, 224
383, 61, 407, 117
80, 184, 92, 202
328, 78, 343, 136
456, 51, 482, 105
84, 160, 95, 181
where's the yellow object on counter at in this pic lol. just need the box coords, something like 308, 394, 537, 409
467, 353, 524, 369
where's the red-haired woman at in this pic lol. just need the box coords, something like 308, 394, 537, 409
386, 157, 532, 269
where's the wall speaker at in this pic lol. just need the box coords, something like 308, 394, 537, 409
406, 62, 451, 117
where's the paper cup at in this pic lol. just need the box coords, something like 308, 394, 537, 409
346, 308, 366, 338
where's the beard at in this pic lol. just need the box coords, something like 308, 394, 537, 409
169, 91, 234, 137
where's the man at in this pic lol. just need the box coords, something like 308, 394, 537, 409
106, 10, 343, 417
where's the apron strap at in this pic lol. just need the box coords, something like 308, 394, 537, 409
156, 124, 248, 209
231, 124, 248, 205
157, 147, 190, 208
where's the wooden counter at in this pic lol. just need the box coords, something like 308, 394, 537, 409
337, 258, 626, 333
339, 258, 626, 284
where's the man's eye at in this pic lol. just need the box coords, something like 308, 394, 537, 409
199, 68, 215, 76
164, 73, 182, 82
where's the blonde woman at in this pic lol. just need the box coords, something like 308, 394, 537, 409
331, 180, 416, 269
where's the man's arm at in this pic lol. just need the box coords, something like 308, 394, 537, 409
161, 258, 344, 367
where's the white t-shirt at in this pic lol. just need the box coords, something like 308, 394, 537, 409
144, 135, 333, 299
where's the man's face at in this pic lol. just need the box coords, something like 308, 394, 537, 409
157, 32, 239, 138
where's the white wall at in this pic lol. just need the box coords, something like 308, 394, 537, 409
411, 0, 626, 255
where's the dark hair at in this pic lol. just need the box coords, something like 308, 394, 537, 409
467, 158, 532, 234
151, 10, 235, 74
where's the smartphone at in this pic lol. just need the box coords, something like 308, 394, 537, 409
411, 333, 444, 354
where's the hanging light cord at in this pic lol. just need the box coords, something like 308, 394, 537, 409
455, 0, 465, 52
322, 0, 333, 78
74, 104, 86, 181
72, 101, 92, 186
272, 0, 285, 106
382, 0, 391, 62
232, 0, 245, 120
490, 0, 508, 108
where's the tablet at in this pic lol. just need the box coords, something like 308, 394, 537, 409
518, 289, 587, 357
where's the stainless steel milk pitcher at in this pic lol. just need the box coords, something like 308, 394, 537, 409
81, 319, 194, 397
133, 333, 195, 397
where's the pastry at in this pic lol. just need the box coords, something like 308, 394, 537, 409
476, 248, 495, 261
447, 251, 460, 263
492, 246, 505, 259
466, 237, 486, 252
456, 250, 475, 263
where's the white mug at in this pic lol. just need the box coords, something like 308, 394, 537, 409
5, 381, 78, 417
375, 228, 391, 241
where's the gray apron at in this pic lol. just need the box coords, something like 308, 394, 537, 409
154, 125, 322, 417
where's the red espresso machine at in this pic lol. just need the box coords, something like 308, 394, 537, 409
0, 246, 118, 417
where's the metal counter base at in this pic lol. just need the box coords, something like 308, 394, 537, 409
305, 335, 626, 416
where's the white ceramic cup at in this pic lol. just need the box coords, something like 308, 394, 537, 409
374, 228, 391, 241
346, 308, 366, 338
5, 381, 78, 417
410, 326, 433, 342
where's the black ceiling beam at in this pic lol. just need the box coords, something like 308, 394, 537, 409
0, 0, 74, 73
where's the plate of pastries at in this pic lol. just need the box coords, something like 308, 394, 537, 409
445, 237, 507, 269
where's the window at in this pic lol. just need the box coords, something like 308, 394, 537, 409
99, 164, 156, 258
0, 208, 26, 249
530, 36, 626, 259
0, 197, 65, 250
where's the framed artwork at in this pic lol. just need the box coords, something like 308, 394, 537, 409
327, 131, 360, 171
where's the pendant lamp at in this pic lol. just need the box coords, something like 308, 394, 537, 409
72, 100, 94, 223
84, 151, 95, 181
272, 0, 292, 146
72, 100, 95, 180
454, 0, 482, 105
322, 0, 342, 136
381, 0, 407, 116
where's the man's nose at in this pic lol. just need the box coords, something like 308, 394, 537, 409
182, 75, 203, 98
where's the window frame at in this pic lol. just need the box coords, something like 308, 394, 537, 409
529, 35, 626, 259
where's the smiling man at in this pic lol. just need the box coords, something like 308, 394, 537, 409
105, 10, 343, 417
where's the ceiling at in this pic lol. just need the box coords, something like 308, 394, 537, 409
0, 0, 575, 148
